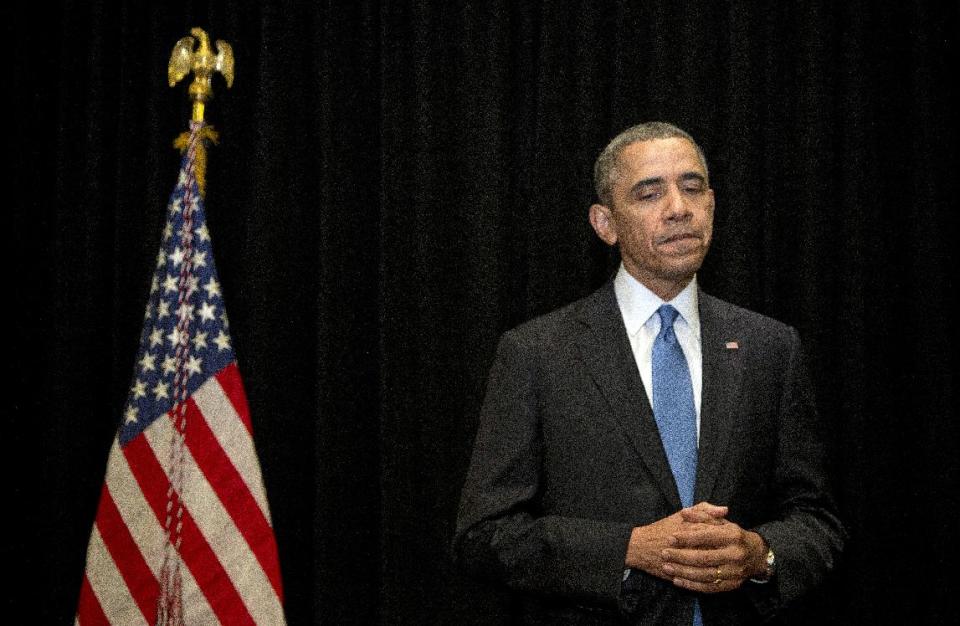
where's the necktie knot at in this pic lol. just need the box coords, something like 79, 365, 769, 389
657, 305, 680, 342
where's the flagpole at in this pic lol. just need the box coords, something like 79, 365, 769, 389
168, 27, 234, 197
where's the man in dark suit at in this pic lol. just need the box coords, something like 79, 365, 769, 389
453, 122, 844, 625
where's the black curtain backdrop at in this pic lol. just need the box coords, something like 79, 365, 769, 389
8, 0, 957, 624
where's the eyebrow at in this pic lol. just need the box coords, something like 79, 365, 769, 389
632, 176, 665, 189
679, 172, 707, 184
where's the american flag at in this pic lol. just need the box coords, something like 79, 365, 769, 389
76, 122, 285, 625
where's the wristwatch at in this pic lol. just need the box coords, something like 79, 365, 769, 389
764, 547, 776, 578
751, 547, 776, 584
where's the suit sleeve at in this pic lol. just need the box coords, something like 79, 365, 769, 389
452, 331, 635, 604
746, 327, 846, 619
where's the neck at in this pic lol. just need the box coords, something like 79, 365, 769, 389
622, 267, 695, 302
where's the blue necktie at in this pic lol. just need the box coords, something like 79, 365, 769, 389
652, 304, 698, 506
651, 305, 702, 626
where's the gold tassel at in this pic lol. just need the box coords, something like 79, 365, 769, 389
173, 126, 219, 198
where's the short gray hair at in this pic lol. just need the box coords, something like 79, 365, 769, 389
593, 122, 709, 206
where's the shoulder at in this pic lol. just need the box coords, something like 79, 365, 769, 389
700, 291, 802, 351
499, 284, 613, 352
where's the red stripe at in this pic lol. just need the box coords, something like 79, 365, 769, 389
94, 484, 159, 623
217, 363, 252, 434
185, 397, 285, 600
76, 574, 110, 626
124, 432, 255, 626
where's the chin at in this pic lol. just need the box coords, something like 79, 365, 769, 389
660, 261, 702, 283
664, 271, 698, 285
668, 251, 706, 269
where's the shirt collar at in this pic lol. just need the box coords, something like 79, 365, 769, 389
613, 264, 701, 339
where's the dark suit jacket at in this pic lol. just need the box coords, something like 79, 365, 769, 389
453, 281, 844, 625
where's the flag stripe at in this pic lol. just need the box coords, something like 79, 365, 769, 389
76, 574, 110, 626
144, 414, 284, 624
185, 392, 284, 598
124, 431, 256, 626
197, 369, 274, 521
83, 527, 149, 625
180, 560, 221, 626
217, 362, 253, 434
94, 484, 159, 623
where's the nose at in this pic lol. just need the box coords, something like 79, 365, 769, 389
664, 184, 692, 221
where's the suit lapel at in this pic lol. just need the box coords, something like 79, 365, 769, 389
573, 283, 683, 510
694, 293, 744, 504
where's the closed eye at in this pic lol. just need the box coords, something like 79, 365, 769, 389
679, 173, 707, 193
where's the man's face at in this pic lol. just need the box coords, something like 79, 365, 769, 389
590, 137, 714, 299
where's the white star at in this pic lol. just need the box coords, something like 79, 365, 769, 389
170, 247, 185, 267
139, 352, 156, 373
195, 223, 211, 242
203, 277, 222, 299
184, 196, 199, 214
157, 300, 171, 319
162, 355, 177, 375
125, 405, 139, 424
163, 274, 179, 294
156, 249, 166, 268
170, 197, 183, 214
192, 331, 208, 350
149, 328, 163, 348
177, 171, 188, 188
167, 328, 183, 347
197, 301, 217, 323
185, 355, 203, 377
163, 223, 174, 241
150, 276, 159, 294
192, 250, 207, 269
153, 381, 170, 401
220, 310, 230, 328
213, 330, 231, 351
131, 380, 147, 400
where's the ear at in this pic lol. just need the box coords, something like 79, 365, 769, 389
589, 203, 618, 246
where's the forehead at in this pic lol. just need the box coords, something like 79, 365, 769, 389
615, 137, 705, 184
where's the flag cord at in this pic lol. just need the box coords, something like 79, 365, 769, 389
156, 121, 203, 626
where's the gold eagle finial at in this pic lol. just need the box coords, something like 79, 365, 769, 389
168, 27, 234, 122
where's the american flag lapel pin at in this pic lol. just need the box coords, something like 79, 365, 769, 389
725, 340, 739, 350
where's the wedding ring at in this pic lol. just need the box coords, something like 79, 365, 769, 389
714, 566, 722, 585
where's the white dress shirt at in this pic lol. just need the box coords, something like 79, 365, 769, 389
613, 264, 703, 440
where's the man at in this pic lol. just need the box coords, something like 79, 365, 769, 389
453, 122, 844, 625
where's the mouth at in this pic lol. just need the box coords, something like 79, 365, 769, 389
656, 232, 700, 246
654, 232, 705, 256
